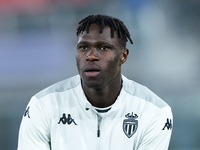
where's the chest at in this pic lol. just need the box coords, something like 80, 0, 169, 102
49, 109, 141, 150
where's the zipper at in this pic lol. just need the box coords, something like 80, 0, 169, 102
97, 114, 102, 137
96, 113, 103, 150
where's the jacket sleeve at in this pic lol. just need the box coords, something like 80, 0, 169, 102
138, 106, 173, 150
17, 96, 51, 150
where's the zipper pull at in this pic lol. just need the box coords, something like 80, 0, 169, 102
96, 113, 102, 137
97, 128, 100, 137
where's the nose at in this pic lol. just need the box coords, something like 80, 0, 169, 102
86, 49, 99, 61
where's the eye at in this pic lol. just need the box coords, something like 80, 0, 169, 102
100, 46, 109, 51
79, 46, 88, 51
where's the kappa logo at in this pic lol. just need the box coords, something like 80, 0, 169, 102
24, 106, 30, 118
123, 112, 138, 138
162, 118, 172, 130
58, 113, 77, 125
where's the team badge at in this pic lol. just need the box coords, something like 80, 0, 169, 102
123, 112, 138, 138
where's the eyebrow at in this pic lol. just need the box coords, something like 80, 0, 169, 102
77, 40, 114, 46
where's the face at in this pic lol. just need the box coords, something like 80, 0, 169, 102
76, 24, 128, 90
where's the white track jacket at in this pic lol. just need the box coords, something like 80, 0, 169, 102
18, 75, 173, 150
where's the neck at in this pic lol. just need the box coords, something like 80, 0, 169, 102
82, 75, 122, 108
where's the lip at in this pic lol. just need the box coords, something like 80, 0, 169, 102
84, 66, 100, 77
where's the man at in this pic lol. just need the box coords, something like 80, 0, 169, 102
18, 14, 173, 150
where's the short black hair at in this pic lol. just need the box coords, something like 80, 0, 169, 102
76, 14, 133, 48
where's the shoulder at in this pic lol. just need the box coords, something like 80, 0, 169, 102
35, 75, 81, 100
122, 75, 170, 109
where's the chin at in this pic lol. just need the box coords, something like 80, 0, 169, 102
85, 82, 103, 90
81, 78, 103, 90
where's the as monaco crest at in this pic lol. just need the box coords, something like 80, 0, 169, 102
123, 112, 138, 138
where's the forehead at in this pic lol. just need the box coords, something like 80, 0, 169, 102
77, 24, 120, 44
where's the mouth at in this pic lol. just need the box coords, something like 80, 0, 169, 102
84, 66, 100, 77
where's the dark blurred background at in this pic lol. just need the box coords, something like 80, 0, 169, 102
0, 0, 200, 149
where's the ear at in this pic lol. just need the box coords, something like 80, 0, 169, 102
120, 48, 129, 64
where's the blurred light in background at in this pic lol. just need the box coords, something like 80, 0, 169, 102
0, 0, 200, 149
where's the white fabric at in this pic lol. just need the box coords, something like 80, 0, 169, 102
18, 75, 173, 150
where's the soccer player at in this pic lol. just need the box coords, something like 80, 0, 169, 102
17, 14, 173, 150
